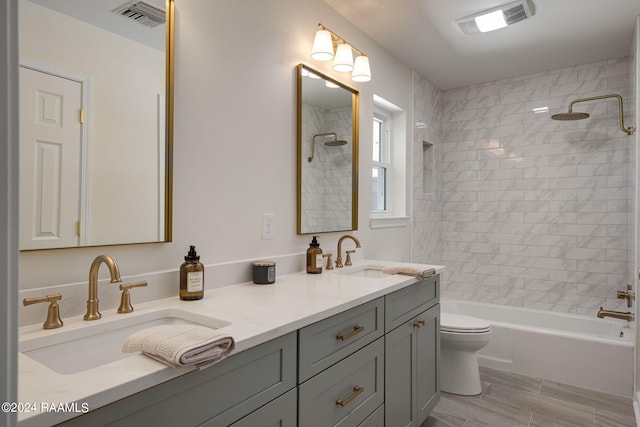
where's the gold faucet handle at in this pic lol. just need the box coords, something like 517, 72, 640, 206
345, 250, 356, 266
118, 281, 148, 314
23, 294, 64, 329
617, 285, 635, 308
323, 253, 334, 270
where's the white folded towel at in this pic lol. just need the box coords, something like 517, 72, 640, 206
122, 324, 235, 370
381, 265, 436, 279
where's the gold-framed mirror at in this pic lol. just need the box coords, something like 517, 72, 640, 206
18, 0, 173, 250
297, 64, 359, 235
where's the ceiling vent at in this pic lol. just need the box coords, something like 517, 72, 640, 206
455, 0, 535, 35
113, 1, 165, 28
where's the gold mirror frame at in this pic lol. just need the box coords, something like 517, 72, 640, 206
297, 64, 359, 235
18, 0, 173, 249
164, 0, 174, 243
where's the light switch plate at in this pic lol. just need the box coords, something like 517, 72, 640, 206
262, 213, 274, 240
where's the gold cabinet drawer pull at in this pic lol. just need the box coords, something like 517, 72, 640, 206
413, 319, 426, 328
336, 325, 364, 341
336, 385, 364, 407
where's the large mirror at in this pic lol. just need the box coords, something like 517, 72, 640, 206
297, 64, 359, 235
18, 0, 173, 250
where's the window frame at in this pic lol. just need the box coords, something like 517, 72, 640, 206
372, 108, 392, 216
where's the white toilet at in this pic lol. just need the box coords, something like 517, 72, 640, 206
440, 312, 491, 395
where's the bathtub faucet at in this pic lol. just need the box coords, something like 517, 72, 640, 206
597, 307, 634, 321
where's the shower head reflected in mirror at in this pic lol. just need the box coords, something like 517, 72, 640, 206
308, 132, 348, 162
551, 93, 635, 135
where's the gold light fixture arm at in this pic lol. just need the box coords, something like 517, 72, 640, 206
568, 94, 635, 135
317, 23, 366, 57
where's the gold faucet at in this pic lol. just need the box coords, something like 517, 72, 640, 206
597, 307, 634, 321
84, 255, 122, 320
336, 234, 362, 268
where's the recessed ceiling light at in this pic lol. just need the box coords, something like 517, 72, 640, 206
455, 0, 535, 34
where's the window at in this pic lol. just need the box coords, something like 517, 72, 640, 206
370, 95, 408, 228
372, 114, 390, 213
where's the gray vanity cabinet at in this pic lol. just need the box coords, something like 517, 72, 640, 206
384, 277, 440, 427
55, 276, 441, 427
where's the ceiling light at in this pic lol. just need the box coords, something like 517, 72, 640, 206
310, 23, 372, 83
455, 0, 535, 35
474, 10, 507, 33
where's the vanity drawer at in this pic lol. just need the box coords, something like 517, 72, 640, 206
298, 297, 384, 382
385, 276, 439, 332
299, 338, 384, 427
58, 332, 296, 427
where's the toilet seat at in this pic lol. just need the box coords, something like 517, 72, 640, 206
440, 313, 491, 334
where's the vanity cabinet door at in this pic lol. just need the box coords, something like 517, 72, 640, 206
416, 304, 440, 423
385, 304, 440, 427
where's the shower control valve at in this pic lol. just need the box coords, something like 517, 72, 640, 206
617, 285, 634, 308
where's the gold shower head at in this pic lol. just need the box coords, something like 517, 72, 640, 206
551, 93, 635, 135
308, 132, 348, 162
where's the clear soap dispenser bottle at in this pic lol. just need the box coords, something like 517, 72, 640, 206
180, 245, 205, 300
306, 236, 323, 274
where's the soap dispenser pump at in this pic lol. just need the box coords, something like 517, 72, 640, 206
306, 236, 323, 274
180, 245, 205, 300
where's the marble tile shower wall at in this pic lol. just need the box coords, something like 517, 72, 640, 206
301, 104, 352, 232
412, 71, 444, 264
438, 57, 632, 314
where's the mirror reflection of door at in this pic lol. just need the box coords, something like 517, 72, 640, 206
19, 65, 83, 249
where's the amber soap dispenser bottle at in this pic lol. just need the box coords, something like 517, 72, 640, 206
306, 236, 323, 274
180, 245, 204, 300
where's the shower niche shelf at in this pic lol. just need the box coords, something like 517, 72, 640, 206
423, 140, 434, 195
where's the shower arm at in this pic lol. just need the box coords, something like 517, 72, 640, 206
567, 94, 635, 135
307, 132, 338, 162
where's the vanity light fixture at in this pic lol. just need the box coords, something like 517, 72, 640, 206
310, 23, 371, 82
455, 0, 535, 34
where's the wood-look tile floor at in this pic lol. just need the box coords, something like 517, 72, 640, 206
422, 366, 636, 427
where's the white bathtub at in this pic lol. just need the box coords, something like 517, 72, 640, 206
441, 299, 634, 397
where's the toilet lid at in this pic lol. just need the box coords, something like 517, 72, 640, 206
440, 313, 491, 333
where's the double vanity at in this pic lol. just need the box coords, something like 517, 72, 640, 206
18, 261, 443, 426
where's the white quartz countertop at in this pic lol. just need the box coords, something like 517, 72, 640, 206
17, 260, 444, 426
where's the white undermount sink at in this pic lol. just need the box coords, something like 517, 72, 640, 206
339, 265, 388, 278
19, 308, 231, 375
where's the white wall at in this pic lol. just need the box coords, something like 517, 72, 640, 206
18, 0, 414, 318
